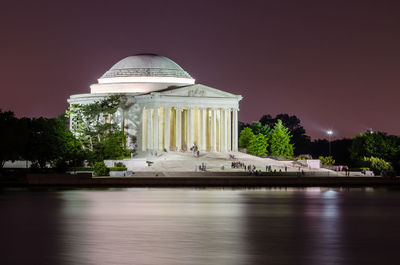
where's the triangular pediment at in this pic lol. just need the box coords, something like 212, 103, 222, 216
156, 84, 240, 98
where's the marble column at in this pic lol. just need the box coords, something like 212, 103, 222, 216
188, 107, 194, 148
69, 113, 74, 132
147, 108, 152, 150
227, 109, 232, 151
200, 108, 206, 151
232, 108, 238, 151
223, 109, 228, 152
165, 106, 171, 151
211, 108, 217, 152
176, 107, 182, 151
218, 109, 223, 152
153, 107, 159, 151
137, 108, 143, 152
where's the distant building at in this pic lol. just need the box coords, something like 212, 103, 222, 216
68, 54, 242, 153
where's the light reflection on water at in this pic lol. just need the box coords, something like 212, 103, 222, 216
1, 188, 400, 265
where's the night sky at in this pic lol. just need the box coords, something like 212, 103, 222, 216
1, 0, 399, 139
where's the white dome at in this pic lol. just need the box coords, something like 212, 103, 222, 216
91, 54, 195, 94
101, 53, 192, 79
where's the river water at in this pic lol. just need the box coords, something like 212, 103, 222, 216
0, 188, 399, 265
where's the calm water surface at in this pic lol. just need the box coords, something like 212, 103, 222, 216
1, 188, 400, 265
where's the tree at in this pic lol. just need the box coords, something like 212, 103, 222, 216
26, 118, 83, 169
362, 156, 393, 175
66, 95, 131, 162
238, 121, 248, 138
269, 120, 294, 157
66, 95, 121, 151
319, 156, 335, 166
350, 131, 400, 163
250, 121, 272, 139
247, 133, 268, 156
0, 110, 20, 169
102, 131, 129, 159
239, 127, 254, 148
259, 113, 310, 155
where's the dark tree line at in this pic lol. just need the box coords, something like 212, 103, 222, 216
0, 109, 83, 170
1, 96, 132, 172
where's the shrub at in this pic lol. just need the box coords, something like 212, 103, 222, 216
319, 156, 335, 166
93, 161, 109, 176
362, 156, 393, 175
114, 162, 125, 167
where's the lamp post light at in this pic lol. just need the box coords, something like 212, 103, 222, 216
326, 130, 333, 156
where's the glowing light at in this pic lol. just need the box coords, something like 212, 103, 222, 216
98, 76, 195, 85
326, 130, 333, 136
90, 84, 155, 94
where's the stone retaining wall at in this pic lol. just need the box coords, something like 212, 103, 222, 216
1, 173, 396, 187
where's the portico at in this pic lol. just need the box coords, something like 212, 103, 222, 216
142, 105, 238, 152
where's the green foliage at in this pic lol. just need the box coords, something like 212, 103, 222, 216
250, 121, 272, 139
66, 95, 131, 162
247, 133, 268, 156
319, 156, 335, 166
0, 109, 84, 170
350, 131, 400, 162
114, 162, 125, 167
239, 127, 255, 148
259, 113, 310, 155
102, 131, 130, 159
93, 161, 109, 176
26, 117, 84, 169
66, 95, 121, 150
269, 120, 294, 157
362, 156, 393, 175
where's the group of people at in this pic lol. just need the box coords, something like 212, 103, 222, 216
196, 162, 207, 172
190, 144, 200, 157
247, 164, 262, 175
231, 161, 246, 169
265, 165, 288, 173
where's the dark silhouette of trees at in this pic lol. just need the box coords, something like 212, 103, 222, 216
350, 131, 400, 163
259, 114, 310, 155
0, 110, 84, 170
0, 110, 20, 169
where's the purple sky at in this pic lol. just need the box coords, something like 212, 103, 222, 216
1, 0, 399, 139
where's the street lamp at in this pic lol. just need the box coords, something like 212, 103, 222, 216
326, 130, 333, 156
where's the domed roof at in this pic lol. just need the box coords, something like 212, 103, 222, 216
101, 53, 192, 80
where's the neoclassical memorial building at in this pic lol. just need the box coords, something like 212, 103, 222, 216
68, 54, 242, 153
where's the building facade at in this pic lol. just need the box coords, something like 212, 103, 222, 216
68, 54, 242, 153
